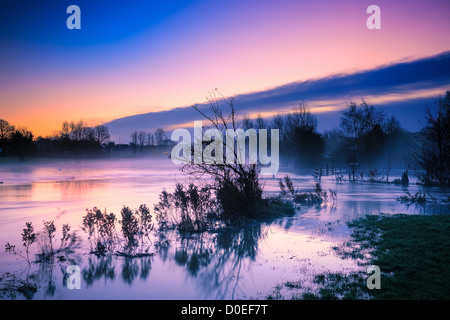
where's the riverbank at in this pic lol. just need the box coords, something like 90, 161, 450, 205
269, 213, 450, 300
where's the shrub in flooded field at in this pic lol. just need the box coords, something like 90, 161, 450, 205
169, 93, 290, 224
154, 189, 176, 231
82, 205, 155, 257
393, 171, 409, 186
40, 220, 56, 255
4, 222, 37, 265
119, 206, 139, 253
279, 176, 337, 207
136, 204, 154, 247
154, 180, 293, 230
154, 183, 218, 232
36, 221, 78, 261
5, 221, 78, 264
368, 169, 385, 183
82, 207, 119, 254
396, 190, 437, 205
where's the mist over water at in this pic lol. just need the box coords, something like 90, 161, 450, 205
0, 157, 448, 299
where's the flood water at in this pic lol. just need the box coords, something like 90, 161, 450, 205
0, 157, 448, 300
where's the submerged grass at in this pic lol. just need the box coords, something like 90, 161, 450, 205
273, 214, 450, 300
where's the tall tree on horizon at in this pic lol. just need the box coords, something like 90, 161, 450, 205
416, 91, 450, 186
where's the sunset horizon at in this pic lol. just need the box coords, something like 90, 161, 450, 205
1, 0, 450, 138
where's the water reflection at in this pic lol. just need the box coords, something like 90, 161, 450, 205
0, 223, 267, 299
55, 179, 108, 197
0, 250, 83, 300
68, 224, 265, 299
82, 255, 117, 287
170, 224, 267, 299
1, 159, 449, 300
121, 256, 153, 285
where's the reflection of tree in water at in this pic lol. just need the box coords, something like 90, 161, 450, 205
0, 254, 82, 300
81, 254, 154, 287
3, 232, 161, 292
0, 267, 37, 300
121, 258, 138, 285
57, 179, 106, 194
174, 234, 213, 277
82, 255, 116, 286
172, 223, 267, 299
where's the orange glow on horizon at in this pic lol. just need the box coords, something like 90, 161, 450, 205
1, 1, 450, 137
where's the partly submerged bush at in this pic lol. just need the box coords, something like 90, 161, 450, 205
36, 221, 78, 261
119, 206, 139, 252
136, 204, 154, 247
215, 168, 264, 220
82, 207, 118, 253
368, 169, 385, 183
155, 180, 296, 230
4, 222, 37, 265
41, 220, 56, 255
82, 205, 154, 256
5, 221, 77, 264
396, 190, 436, 205
154, 183, 218, 232
279, 176, 337, 207
393, 171, 409, 186
174, 94, 280, 222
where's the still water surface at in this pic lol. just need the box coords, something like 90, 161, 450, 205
0, 158, 447, 299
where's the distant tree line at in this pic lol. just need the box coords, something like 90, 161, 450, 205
0, 120, 36, 161
324, 98, 407, 180
36, 120, 112, 158
241, 104, 325, 167
242, 101, 405, 170
0, 118, 172, 160
1, 91, 448, 187
0, 119, 111, 160
242, 92, 449, 187
129, 128, 169, 151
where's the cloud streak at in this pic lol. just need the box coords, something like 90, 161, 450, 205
106, 51, 450, 141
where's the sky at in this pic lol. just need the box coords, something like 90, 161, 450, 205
1, 0, 450, 138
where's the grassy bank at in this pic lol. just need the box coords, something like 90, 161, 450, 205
349, 214, 450, 299
271, 214, 450, 300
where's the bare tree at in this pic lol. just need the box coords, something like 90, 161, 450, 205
176, 90, 263, 219
60, 121, 71, 139
146, 132, 154, 147
284, 103, 317, 135
271, 114, 285, 140
130, 131, 138, 146
82, 127, 95, 142
69, 120, 86, 141
154, 128, 166, 146
255, 114, 267, 130
242, 115, 254, 130
138, 131, 147, 148
415, 92, 450, 186
0, 119, 14, 152
93, 125, 110, 144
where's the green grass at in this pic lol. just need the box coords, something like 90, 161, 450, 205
281, 214, 450, 300
347, 214, 450, 299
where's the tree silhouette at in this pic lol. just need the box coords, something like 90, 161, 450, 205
10, 127, 35, 161
416, 92, 450, 186
93, 125, 110, 144
154, 128, 167, 147
0, 119, 14, 154
279, 104, 325, 167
